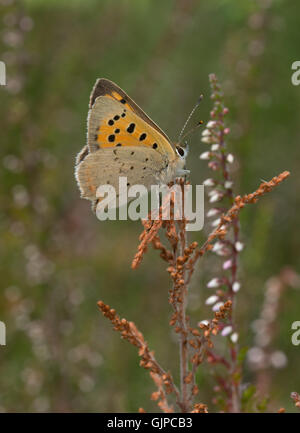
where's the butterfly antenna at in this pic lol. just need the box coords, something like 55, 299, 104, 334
178, 94, 203, 143
180, 120, 205, 143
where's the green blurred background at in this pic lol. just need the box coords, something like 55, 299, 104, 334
0, 0, 299, 412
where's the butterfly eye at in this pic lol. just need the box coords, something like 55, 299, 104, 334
176, 146, 186, 158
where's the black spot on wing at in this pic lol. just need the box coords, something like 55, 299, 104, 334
127, 123, 135, 133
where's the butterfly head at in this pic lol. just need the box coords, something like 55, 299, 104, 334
175, 143, 189, 163
167, 143, 189, 179
176, 143, 188, 157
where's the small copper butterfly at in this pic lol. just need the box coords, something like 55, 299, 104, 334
75, 79, 191, 211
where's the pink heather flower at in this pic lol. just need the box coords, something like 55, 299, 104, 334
224, 180, 233, 189
207, 120, 217, 128
205, 295, 219, 305
198, 320, 209, 327
223, 259, 232, 270
212, 241, 230, 256
224, 127, 230, 135
208, 189, 218, 197
201, 136, 212, 144
212, 241, 223, 252
209, 192, 223, 203
223, 107, 229, 115
199, 151, 211, 160
203, 178, 215, 187
202, 129, 211, 136
219, 248, 230, 257
207, 278, 221, 289
211, 218, 221, 228
221, 325, 233, 336
211, 144, 220, 151
232, 281, 241, 292
235, 241, 244, 252
226, 153, 234, 163
207, 208, 220, 217
208, 161, 219, 170
230, 332, 239, 343
212, 302, 224, 312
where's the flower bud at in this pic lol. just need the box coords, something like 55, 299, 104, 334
221, 326, 233, 336
235, 241, 244, 252
205, 295, 218, 305
212, 302, 224, 312
207, 278, 221, 289
227, 153, 234, 163
199, 151, 211, 160
203, 178, 215, 187
232, 281, 241, 292
230, 332, 239, 343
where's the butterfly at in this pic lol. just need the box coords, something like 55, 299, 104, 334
75, 78, 190, 212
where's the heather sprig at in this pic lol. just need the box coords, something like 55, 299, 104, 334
97, 74, 290, 413
199, 73, 243, 411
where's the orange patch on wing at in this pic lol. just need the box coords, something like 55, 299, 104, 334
102, 92, 131, 111
111, 91, 132, 110
95, 117, 159, 149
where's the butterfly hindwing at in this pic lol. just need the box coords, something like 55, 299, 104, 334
75, 145, 167, 202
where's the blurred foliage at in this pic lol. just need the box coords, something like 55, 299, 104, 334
0, 0, 299, 412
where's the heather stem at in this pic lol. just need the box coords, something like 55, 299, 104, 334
178, 187, 190, 413
179, 289, 189, 412
212, 75, 241, 412
229, 219, 241, 413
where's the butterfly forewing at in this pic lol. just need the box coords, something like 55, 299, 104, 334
88, 96, 175, 160
90, 78, 173, 144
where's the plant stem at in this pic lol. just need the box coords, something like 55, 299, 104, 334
179, 286, 189, 412
178, 202, 190, 412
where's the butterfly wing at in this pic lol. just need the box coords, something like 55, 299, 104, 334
75, 78, 180, 211
87, 95, 176, 161
75, 145, 168, 209
89, 78, 173, 145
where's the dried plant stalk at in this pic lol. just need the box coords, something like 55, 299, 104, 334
98, 170, 289, 412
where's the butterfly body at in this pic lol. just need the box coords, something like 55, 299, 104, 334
75, 79, 188, 210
